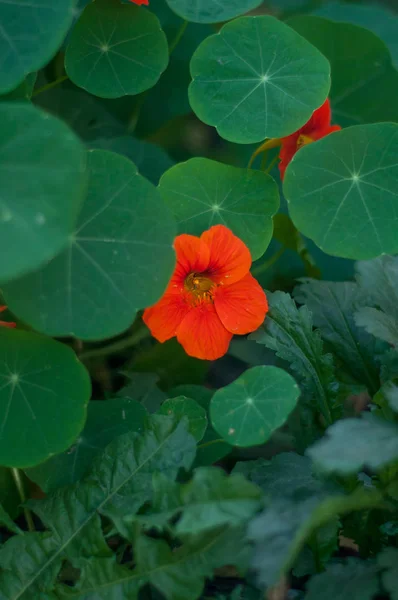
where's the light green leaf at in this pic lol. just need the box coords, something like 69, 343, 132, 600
0, 0, 74, 94
189, 16, 330, 144
65, 0, 169, 99
210, 365, 300, 447
304, 559, 381, 600
307, 414, 398, 474
159, 158, 279, 260
0, 329, 91, 468
25, 398, 147, 492
3, 150, 176, 340
294, 280, 381, 393
165, 0, 262, 24
159, 396, 207, 442
284, 123, 398, 260
0, 103, 86, 283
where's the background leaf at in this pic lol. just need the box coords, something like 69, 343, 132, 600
189, 16, 330, 143
0, 102, 86, 283
165, 0, 262, 24
303, 558, 381, 600
3, 150, 176, 340
159, 158, 279, 260
0, 329, 91, 468
159, 396, 207, 441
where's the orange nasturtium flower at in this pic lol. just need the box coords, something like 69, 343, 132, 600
143, 225, 268, 361
0, 306, 15, 329
129, 0, 149, 4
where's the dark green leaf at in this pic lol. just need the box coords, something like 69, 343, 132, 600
284, 123, 398, 260
159, 158, 279, 260
25, 398, 147, 492
0, 329, 91, 468
193, 427, 232, 468
159, 396, 207, 441
189, 16, 330, 143
304, 558, 381, 600
0, 72, 37, 102
165, 0, 262, 24
378, 548, 398, 600
210, 366, 300, 448
0, 503, 21, 535
117, 372, 166, 413
169, 384, 213, 411
0, 103, 86, 283
65, 0, 168, 98
3, 150, 176, 340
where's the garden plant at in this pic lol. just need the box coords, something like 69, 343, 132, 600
1, 0, 398, 598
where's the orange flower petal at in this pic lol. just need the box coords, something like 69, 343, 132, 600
201, 225, 251, 286
214, 273, 268, 335
173, 234, 210, 285
177, 302, 232, 360
143, 294, 191, 343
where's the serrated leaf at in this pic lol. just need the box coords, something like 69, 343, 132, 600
294, 280, 381, 393
65, 0, 168, 99
284, 123, 398, 260
0, 102, 86, 283
159, 396, 207, 442
25, 398, 147, 493
250, 291, 337, 425
307, 413, 398, 474
0, 415, 196, 598
189, 16, 330, 144
210, 366, 300, 448
3, 150, 176, 340
0, 0, 74, 94
159, 158, 279, 260
0, 329, 91, 468
304, 558, 381, 600
165, 0, 262, 24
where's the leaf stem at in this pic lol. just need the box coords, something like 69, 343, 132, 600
197, 438, 226, 450
168, 20, 188, 56
11, 468, 35, 532
80, 325, 150, 361
251, 246, 286, 277
31, 75, 69, 98
265, 153, 280, 174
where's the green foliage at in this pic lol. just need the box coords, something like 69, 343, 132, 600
159, 396, 207, 441
165, 0, 262, 24
303, 559, 381, 600
189, 16, 330, 143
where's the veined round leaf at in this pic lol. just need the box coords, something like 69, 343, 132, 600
159, 396, 207, 441
0, 0, 74, 94
0, 103, 86, 284
0, 329, 91, 468
65, 0, 169, 99
159, 158, 279, 260
210, 366, 300, 447
284, 123, 398, 260
189, 16, 331, 144
3, 150, 176, 340
165, 0, 262, 24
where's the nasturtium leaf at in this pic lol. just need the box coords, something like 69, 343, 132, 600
284, 123, 398, 260
189, 16, 331, 144
0, 0, 74, 94
288, 16, 398, 127
159, 158, 279, 260
0, 504, 21, 535
0, 102, 86, 284
25, 398, 147, 492
65, 0, 169, 99
307, 414, 398, 474
0, 329, 91, 468
3, 150, 176, 341
304, 558, 381, 600
169, 384, 213, 411
118, 372, 167, 413
0, 72, 37, 102
210, 366, 300, 447
159, 396, 207, 441
165, 0, 262, 24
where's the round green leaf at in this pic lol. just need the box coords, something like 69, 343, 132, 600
159, 158, 279, 260
0, 329, 91, 468
25, 397, 147, 492
65, 0, 169, 99
284, 123, 398, 260
210, 366, 299, 447
165, 0, 262, 24
189, 16, 331, 144
0, 0, 74, 94
3, 150, 176, 340
159, 396, 207, 441
0, 103, 86, 284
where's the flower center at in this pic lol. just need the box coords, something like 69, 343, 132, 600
184, 273, 215, 302
297, 134, 314, 149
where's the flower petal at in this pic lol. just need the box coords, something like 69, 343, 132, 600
143, 293, 191, 343
177, 302, 232, 360
214, 273, 268, 335
173, 234, 210, 286
201, 225, 251, 285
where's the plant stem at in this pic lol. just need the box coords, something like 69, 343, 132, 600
197, 438, 226, 450
168, 20, 188, 55
11, 468, 35, 532
80, 326, 150, 361
32, 74, 69, 98
265, 153, 280, 174
251, 246, 286, 277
